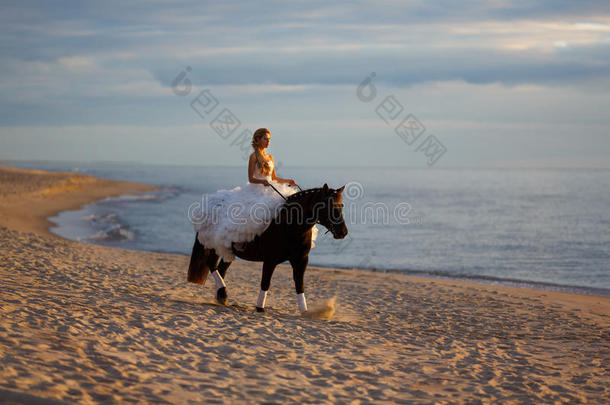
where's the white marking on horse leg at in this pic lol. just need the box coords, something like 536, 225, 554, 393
256, 289, 268, 309
212, 270, 226, 291
297, 293, 308, 313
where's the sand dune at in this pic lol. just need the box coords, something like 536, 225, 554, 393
1, 166, 609, 403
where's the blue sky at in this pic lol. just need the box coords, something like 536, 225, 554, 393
1, 0, 609, 167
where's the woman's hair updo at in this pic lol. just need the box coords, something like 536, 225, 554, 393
251, 128, 272, 176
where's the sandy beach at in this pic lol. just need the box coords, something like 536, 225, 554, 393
0, 166, 608, 404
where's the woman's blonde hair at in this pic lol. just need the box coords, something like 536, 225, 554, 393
251, 128, 271, 176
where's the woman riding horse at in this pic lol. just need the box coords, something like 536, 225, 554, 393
188, 128, 347, 313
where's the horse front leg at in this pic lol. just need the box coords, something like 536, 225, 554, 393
256, 261, 277, 312
289, 255, 309, 313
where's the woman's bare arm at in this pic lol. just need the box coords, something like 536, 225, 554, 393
270, 156, 296, 185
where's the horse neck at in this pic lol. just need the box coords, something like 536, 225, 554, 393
282, 188, 325, 233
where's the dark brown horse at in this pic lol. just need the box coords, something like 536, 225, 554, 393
187, 183, 347, 312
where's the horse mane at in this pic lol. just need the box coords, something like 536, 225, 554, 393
287, 187, 321, 202
286, 186, 338, 204
278, 187, 335, 222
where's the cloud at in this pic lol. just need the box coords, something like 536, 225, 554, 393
0, 1, 609, 169
2, 2, 609, 100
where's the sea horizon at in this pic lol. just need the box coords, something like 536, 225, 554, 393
3, 158, 610, 170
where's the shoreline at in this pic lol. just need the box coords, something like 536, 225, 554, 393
0, 165, 157, 239
1, 165, 609, 403
50, 209, 610, 299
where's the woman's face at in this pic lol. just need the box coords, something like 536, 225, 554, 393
259, 132, 271, 149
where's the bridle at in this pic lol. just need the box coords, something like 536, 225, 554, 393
322, 200, 345, 235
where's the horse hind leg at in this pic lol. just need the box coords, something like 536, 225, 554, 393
217, 259, 232, 279
205, 252, 233, 306
213, 259, 232, 305
188, 234, 232, 305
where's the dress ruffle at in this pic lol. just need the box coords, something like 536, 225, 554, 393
190, 170, 318, 260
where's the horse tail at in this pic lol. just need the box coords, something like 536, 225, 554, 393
187, 233, 211, 285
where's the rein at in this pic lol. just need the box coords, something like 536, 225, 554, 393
268, 183, 303, 200
268, 183, 287, 201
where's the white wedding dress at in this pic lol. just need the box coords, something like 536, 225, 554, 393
191, 159, 318, 261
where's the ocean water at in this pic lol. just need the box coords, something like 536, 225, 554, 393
4, 160, 610, 296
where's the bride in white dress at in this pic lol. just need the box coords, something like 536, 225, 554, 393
191, 128, 317, 261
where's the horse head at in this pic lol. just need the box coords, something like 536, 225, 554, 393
316, 183, 348, 239
282, 184, 348, 239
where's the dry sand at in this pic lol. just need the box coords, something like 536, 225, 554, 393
0, 165, 609, 404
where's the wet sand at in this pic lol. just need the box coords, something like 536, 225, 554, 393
1, 166, 608, 404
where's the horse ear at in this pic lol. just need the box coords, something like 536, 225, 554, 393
323, 183, 329, 192
337, 185, 345, 193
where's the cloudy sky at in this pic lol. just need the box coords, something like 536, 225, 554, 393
1, 0, 609, 167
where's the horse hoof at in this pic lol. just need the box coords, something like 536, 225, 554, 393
216, 287, 228, 305
256, 307, 265, 313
